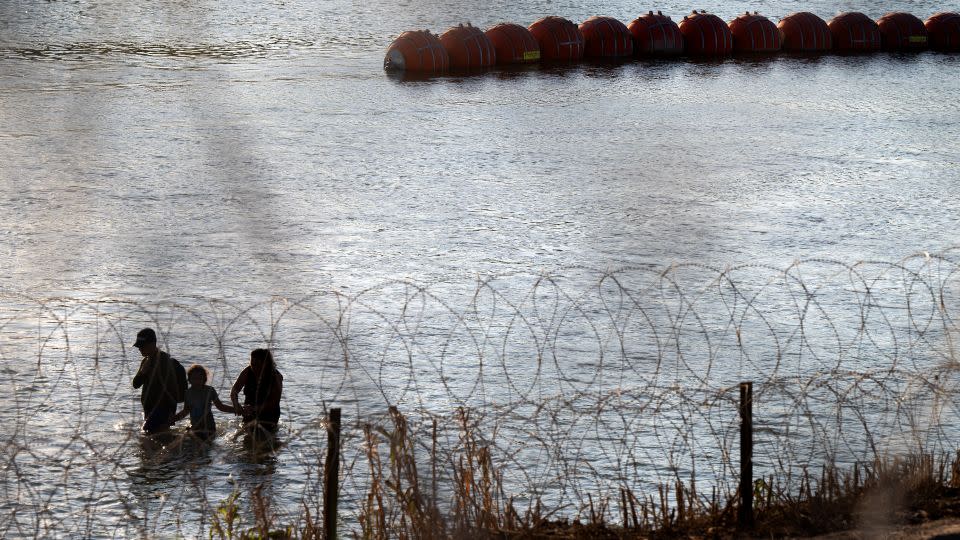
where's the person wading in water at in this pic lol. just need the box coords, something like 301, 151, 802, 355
230, 348, 283, 434
132, 328, 187, 434
173, 364, 236, 440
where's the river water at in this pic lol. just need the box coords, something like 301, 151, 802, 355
1, 0, 959, 536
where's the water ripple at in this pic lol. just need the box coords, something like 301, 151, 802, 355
0, 37, 315, 61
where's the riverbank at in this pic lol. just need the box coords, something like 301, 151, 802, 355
575, 463, 960, 539
212, 412, 960, 539
807, 518, 960, 540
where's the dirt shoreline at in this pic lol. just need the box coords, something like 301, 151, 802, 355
802, 517, 960, 539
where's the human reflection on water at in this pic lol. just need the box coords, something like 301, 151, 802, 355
230, 421, 284, 466
129, 429, 216, 485
219, 423, 285, 528
124, 429, 217, 535
123, 420, 285, 536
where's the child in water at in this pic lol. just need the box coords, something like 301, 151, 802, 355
173, 364, 236, 440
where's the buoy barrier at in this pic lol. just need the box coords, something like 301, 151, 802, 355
926, 12, 960, 51
729, 12, 782, 53
877, 12, 929, 50
778, 12, 832, 52
383, 10, 959, 74
628, 11, 684, 56
679, 11, 733, 56
485, 23, 540, 64
580, 16, 634, 58
829, 12, 882, 51
528, 16, 585, 61
383, 30, 449, 73
439, 24, 496, 69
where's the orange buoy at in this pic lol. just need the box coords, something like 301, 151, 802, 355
828, 12, 881, 51
579, 16, 634, 58
925, 12, 960, 51
778, 12, 832, 52
679, 11, 733, 56
627, 11, 684, 56
485, 23, 541, 64
729, 12, 782, 53
877, 12, 928, 50
528, 16, 585, 61
439, 24, 496, 69
383, 30, 449, 72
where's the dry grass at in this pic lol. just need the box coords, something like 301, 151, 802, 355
205, 408, 960, 539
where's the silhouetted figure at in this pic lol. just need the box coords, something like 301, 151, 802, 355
172, 364, 236, 440
131, 328, 187, 434
230, 348, 283, 433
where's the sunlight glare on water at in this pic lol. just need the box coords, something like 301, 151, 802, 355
1, 0, 959, 536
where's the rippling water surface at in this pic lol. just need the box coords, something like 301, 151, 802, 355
1, 0, 959, 536
3, 0, 958, 297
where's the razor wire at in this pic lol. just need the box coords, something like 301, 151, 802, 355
1, 249, 958, 537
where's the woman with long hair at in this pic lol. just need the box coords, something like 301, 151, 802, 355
230, 348, 283, 432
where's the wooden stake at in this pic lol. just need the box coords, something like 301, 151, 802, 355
739, 382, 754, 529
324, 408, 342, 539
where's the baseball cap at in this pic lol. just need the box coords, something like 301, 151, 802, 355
133, 328, 157, 348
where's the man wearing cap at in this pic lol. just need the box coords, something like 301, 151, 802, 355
132, 328, 187, 434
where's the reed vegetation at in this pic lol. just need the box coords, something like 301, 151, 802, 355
204, 406, 960, 539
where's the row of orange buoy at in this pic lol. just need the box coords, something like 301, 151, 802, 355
383, 10, 960, 73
